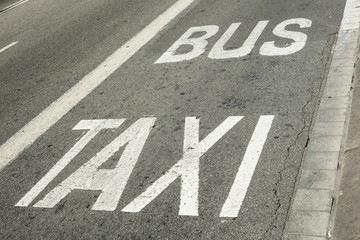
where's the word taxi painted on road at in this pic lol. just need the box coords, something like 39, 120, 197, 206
16, 116, 274, 218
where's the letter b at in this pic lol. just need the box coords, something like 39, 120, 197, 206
155, 25, 219, 64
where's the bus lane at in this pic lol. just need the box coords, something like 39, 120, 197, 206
0, 0, 347, 238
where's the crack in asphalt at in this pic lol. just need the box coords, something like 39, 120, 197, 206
261, 31, 339, 239
261, 121, 310, 239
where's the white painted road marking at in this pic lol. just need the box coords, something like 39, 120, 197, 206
33, 118, 155, 211
0, 0, 196, 173
18, 116, 241, 213
259, 18, 312, 56
16, 116, 274, 216
284, 0, 360, 237
122, 116, 243, 216
0, 41, 18, 53
220, 115, 274, 218
209, 21, 269, 59
155, 18, 312, 63
155, 25, 220, 64
16, 119, 125, 207
0, 0, 29, 14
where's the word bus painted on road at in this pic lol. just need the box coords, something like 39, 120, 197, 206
16, 116, 274, 218
155, 18, 312, 63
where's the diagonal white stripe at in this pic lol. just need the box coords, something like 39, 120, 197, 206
0, 0, 29, 14
0, 0, 196, 172
0, 41, 18, 53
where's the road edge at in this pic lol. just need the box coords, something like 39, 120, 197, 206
283, 0, 360, 239
331, 41, 360, 238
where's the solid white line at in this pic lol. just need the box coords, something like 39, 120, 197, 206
0, 41, 18, 53
0, 0, 29, 14
0, 0, 196, 172
220, 115, 274, 218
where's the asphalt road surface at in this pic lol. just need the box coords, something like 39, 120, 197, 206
0, 0, 347, 239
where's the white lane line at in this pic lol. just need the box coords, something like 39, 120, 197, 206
0, 0, 29, 14
0, 0, 196, 172
220, 115, 274, 218
0, 41, 18, 53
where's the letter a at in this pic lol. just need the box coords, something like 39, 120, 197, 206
16, 119, 125, 207
33, 118, 156, 211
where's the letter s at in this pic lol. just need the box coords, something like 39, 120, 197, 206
260, 18, 312, 56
